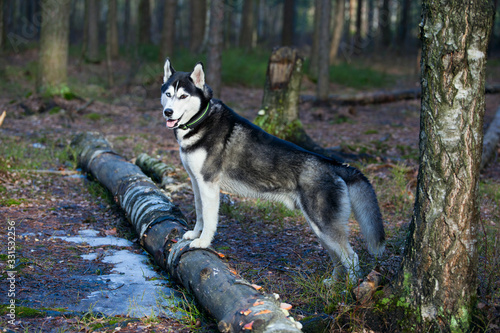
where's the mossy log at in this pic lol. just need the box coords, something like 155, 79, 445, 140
300, 83, 500, 106
71, 132, 302, 333
135, 153, 175, 187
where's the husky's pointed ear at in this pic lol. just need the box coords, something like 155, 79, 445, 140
190, 62, 205, 89
163, 58, 175, 83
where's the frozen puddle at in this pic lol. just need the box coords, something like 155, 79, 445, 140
53, 229, 181, 318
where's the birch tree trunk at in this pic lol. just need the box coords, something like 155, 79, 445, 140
394, 1, 494, 331
71, 132, 302, 333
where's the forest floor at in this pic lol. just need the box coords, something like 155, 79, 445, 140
1, 50, 499, 332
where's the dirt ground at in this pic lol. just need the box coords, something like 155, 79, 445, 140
1, 53, 499, 332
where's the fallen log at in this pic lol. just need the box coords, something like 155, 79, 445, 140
481, 105, 500, 170
71, 132, 302, 333
300, 83, 500, 106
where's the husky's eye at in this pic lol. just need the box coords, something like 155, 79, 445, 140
179, 94, 188, 99
166, 92, 171, 98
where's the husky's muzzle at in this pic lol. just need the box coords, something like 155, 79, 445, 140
163, 108, 180, 129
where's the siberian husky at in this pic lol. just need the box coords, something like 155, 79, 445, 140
161, 59, 385, 283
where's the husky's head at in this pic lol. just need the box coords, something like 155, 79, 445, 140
161, 59, 213, 130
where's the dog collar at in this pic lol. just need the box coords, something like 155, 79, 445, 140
178, 102, 210, 130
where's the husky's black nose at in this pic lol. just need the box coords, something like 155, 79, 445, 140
163, 108, 173, 118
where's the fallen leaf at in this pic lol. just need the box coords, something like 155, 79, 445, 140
217, 252, 225, 258
253, 301, 264, 306
242, 321, 254, 330
104, 228, 117, 236
251, 284, 262, 290
255, 309, 271, 315
240, 309, 252, 316
280, 303, 292, 311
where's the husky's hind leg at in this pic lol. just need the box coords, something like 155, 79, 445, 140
299, 175, 361, 284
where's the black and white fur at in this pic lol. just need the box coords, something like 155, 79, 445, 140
161, 59, 385, 283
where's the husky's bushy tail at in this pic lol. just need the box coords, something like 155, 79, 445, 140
334, 164, 385, 256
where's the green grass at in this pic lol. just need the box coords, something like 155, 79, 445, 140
0, 136, 76, 172
329, 63, 395, 89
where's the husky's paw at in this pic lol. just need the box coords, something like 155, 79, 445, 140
183, 230, 201, 240
189, 237, 211, 249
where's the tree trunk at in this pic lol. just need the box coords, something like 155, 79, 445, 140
309, 0, 321, 79
138, 0, 151, 45
282, 0, 295, 46
239, 0, 254, 50
0, 0, 4, 52
71, 132, 303, 333
316, 0, 331, 101
254, 47, 346, 162
379, 0, 390, 48
396, 0, 410, 47
107, 0, 119, 59
330, 0, 346, 64
394, 1, 494, 331
37, 0, 71, 95
86, 0, 100, 63
189, 0, 206, 52
206, 0, 224, 98
160, 0, 176, 60
481, 105, 500, 170
354, 0, 363, 48
254, 47, 303, 138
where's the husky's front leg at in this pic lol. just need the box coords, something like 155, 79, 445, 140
188, 180, 220, 249
183, 175, 204, 241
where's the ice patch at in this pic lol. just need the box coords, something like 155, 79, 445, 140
56, 229, 181, 318
51, 229, 133, 247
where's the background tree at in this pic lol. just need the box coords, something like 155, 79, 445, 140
282, 0, 295, 46
107, 0, 119, 59
160, 0, 177, 60
206, 0, 224, 98
396, 0, 410, 48
138, 0, 151, 45
190, 0, 206, 52
316, 0, 331, 101
330, 0, 346, 64
0, 0, 4, 52
394, 0, 494, 331
37, 0, 71, 95
239, 0, 254, 50
85, 0, 100, 63
379, 0, 391, 48
309, 0, 321, 79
